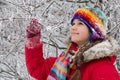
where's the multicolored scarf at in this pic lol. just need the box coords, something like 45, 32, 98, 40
47, 40, 102, 80
47, 51, 74, 80
46, 42, 81, 80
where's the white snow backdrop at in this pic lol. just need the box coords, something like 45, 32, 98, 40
0, 0, 120, 80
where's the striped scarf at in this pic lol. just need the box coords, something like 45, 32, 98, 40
47, 51, 74, 80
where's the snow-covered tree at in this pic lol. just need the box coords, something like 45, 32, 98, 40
0, 0, 120, 79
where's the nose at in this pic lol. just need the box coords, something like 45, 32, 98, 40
71, 24, 77, 30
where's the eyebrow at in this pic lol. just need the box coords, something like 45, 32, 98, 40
72, 21, 84, 24
79, 22, 83, 24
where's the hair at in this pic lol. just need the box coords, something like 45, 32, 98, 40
65, 41, 83, 80
70, 70, 82, 80
65, 36, 102, 80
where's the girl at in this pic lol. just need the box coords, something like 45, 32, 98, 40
25, 5, 120, 80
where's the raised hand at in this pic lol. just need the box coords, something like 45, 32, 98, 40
25, 18, 43, 48
26, 18, 43, 38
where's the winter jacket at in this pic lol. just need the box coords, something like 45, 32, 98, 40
25, 37, 120, 80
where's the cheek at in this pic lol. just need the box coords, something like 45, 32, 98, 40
69, 26, 90, 43
78, 28, 90, 40
81, 29, 89, 36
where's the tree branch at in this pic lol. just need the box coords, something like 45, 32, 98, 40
60, 0, 89, 3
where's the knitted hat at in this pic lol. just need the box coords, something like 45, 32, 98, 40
71, 5, 108, 42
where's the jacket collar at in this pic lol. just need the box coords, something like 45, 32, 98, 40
83, 37, 119, 62
69, 37, 119, 62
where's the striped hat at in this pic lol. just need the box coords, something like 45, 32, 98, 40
71, 5, 108, 42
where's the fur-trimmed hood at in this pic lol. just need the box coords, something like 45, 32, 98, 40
83, 37, 119, 62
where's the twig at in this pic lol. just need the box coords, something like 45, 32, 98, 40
0, 17, 32, 21
42, 41, 66, 49
107, 22, 120, 34
60, 0, 89, 3
42, 1, 59, 16
3, 0, 32, 15
0, 1, 7, 5
42, 32, 66, 49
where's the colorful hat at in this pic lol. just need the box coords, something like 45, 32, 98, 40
70, 5, 108, 42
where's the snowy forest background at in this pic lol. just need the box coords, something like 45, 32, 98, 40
0, 0, 120, 80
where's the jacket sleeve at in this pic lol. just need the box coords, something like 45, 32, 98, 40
25, 42, 57, 80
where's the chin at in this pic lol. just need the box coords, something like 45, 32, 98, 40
71, 38, 79, 44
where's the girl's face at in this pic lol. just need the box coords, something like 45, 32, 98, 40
70, 19, 91, 46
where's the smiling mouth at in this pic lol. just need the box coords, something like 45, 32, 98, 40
72, 33, 79, 35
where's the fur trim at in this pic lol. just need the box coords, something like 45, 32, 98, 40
83, 37, 119, 62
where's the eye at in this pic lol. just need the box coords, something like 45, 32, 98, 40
78, 22, 84, 25
71, 22, 75, 26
